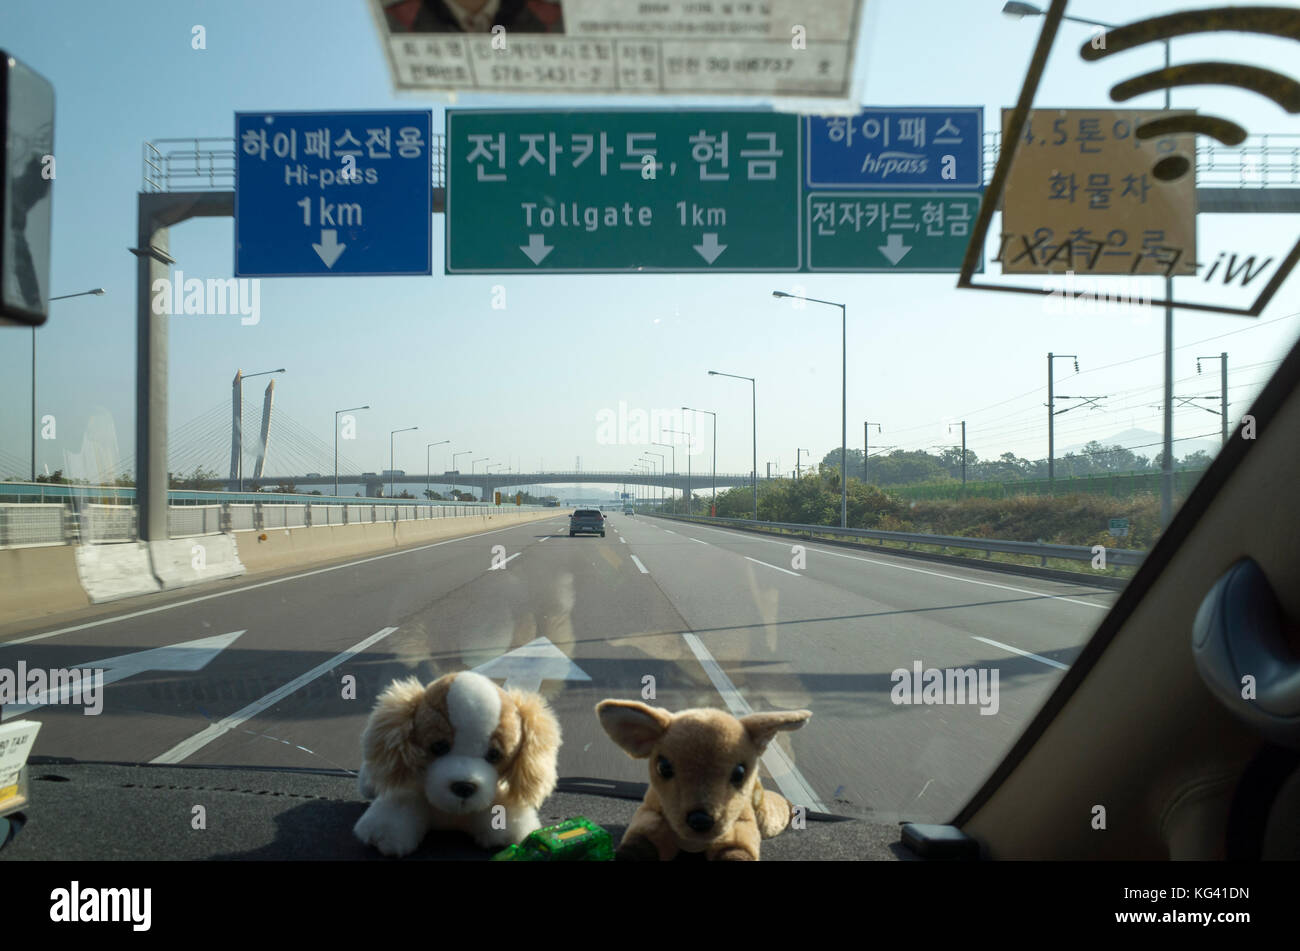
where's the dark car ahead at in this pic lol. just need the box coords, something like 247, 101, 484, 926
569, 509, 605, 537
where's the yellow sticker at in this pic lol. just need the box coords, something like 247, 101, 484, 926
556, 827, 587, 841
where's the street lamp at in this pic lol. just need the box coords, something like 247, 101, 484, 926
472, 457, 489, 502
650, 440, 677, 514
1003, 2, 1177, 527
452, 450, 472, 499
632, 461, 649, 507
237, 368, 285, 491
36, 289, 105, 480
775, 290, 847, 528
663, 428, 693, 515
335, 404, 369, 497
709, 370, 757, 520
426, 440, 449, 498
640, 454, 658, 510
390, 426, 418, 498
645, 451, 665, 510
682, 406, 717, 512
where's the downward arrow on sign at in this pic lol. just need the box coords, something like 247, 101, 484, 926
693, 233, 727, 264
471, 636, 591, 693
878, 232, 912, 266
2, 630, 246, 721
520, 233, 554, 265
313, 229, 347, 268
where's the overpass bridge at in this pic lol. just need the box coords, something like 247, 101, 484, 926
242, 470, 757, 498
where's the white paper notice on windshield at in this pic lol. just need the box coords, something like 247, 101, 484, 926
0, 720, 41, 814
369, 0, 863, 99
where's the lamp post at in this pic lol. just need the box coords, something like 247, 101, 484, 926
774, 290, 847, 527
663, 428, 693, 515
645, 451, 665, 510
709, 370, 757, 520
390, 426, 417, 498
632, 461, 647, 507
237, 368, 285, 491
452, 450, 472, 499
36, 289, 106, 481
1003, 1, 1177, 526
426, 440, 449, 498
651, 440, 676, 513
796, 448, 809, 479
682, 406, 716, 512
471, 457, 488, 502
334, 404, 369, 497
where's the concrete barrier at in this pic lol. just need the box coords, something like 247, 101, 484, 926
234, 508, 556, 576
0, 545, 92, 622
0, 508, 558, 631
74, 542, 161, 603
149, 534, 245, 589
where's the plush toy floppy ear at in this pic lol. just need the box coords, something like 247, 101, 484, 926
595, 700, 672, 759
360, 676, 428, 794
503, 689, 562, 809
740, 709, 812, 753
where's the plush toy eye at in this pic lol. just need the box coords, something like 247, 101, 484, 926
730, 764, 746, 786
656, 756, 674, 779
430, 740, 451, 757
485, 747, 502, 764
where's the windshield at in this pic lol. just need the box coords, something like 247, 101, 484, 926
1, 0, 1299, 847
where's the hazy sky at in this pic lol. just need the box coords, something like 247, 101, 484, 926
2, 0, 1298, 488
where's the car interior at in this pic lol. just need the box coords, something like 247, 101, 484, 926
5, 331, 1298, 862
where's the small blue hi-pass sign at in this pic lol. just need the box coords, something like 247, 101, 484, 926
805, 107, 983, 191
235, 110, 432, 277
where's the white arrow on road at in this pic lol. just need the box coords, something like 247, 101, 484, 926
520, 233, 554, 265
878, 232, 912, 266
693, 232, 727, 264
471, 636, 591, 693
313, 229, 347, 268
2, 630, 246, 721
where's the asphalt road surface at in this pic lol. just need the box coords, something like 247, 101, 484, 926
1, 514, 1116, 824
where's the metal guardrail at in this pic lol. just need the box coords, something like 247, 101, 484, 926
0, 498, 545, 549
656, 513, 1147, 567
983, 130, 1300, 189
143, 131, 1300, 194
143, 135, 447, 193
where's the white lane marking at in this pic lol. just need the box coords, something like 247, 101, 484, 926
619, 537, 627, 544
630, 555, 649, 574
684, 523, 1109, 610
744, 555, 801, 578
664, 530, 676, 535
538, 536, 550, 543
681, 632, 827, 813
489, 552, 522, 570
3, 521, 544, 647
970, 635, 1069, 670
151, 626, 399, 765
689, 537, 707, 545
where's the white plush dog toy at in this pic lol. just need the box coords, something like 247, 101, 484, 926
354, 670, 561, 857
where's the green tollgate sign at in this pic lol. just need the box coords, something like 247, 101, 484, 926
447, 110, 800, 273
446, 110, 982, 274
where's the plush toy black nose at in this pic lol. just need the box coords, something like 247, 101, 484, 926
450, 781, 477, 800
686, 810, 714, 832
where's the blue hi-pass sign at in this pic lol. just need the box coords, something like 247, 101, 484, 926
804, 107, 983, 191
235, 110, 432, 277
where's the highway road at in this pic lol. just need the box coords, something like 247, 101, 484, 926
0, 514, 1116, 824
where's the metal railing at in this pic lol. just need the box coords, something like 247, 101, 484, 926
983, 130, 1300, 189
0, 497, 544, 549
143, 135, 446, 193
656, 513, 1146, 568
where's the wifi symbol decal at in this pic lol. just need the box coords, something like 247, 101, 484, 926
1080, 6, 1300, 181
